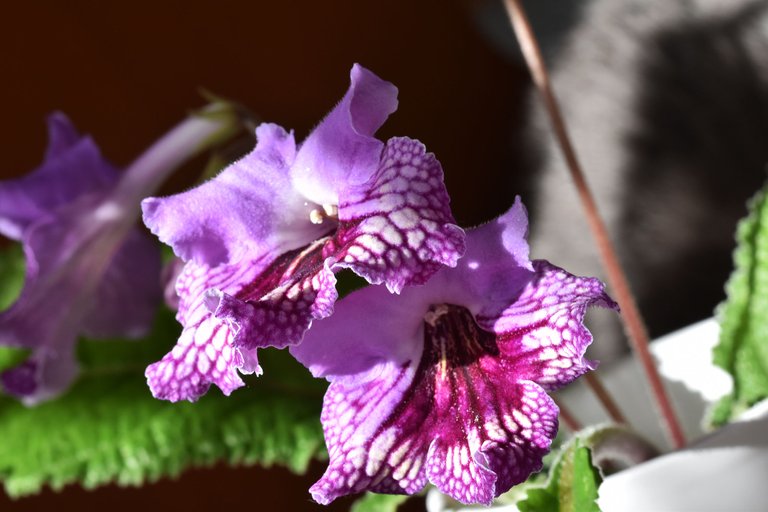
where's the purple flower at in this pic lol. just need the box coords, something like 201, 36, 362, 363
0, 108, 236, 405
142, 64, 465, 402
291, 198, 617, 505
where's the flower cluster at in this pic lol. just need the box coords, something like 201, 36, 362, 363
1, 65, 615, 505
142, 64, 616, 504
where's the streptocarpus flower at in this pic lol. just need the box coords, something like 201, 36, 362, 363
0, 107, 237, 405
142, 64, 465, 402
291, 198, 618, 505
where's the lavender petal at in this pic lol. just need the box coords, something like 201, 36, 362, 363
292, 64, 399, 206
142, 123, 324, 267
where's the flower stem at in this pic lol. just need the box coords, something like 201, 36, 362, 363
116, 101, 241, 208
503, 0, 685, 449
585, 372, 627, 425
554, 398, 582, 432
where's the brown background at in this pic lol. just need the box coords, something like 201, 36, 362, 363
0, 1, 528, 510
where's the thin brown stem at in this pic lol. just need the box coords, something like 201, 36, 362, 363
503, 0, 686, 449
554, 398, 582, 433
585, 373, 627, 425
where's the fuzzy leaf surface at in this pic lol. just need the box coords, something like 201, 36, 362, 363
0, 309, 326, 497
517, 434, 602, 512
713, 185, 768, 424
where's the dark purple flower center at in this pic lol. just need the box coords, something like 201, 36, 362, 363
234, 234, 335, 303
371, 303, 504, 452
423, 304, 499, 371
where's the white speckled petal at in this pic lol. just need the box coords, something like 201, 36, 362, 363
333, 136, 465, 293
482, 260, 618, 392
145, 257, 268, 402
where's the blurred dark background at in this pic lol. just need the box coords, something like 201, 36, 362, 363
0, 1, 530, 510
0, 0, 531, 228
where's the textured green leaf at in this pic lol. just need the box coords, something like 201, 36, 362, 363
713, 184, 768, 424
517, 434, 602, 512
351, 492, 410, 512
0, 308, 327, 498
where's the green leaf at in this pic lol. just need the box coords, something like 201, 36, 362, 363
712, 184, 768, 424
0, 244, 29, 377
517, 433, 602, 512
0, 243, 25, 311
0, 347, 29, 375
351, 492, 410, 512
0, 308, 327, 497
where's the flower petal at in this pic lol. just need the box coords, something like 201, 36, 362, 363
308, 357, 427, 505
81, 229, 163, 339
484, 260, 618, 391
290, 283, 426, 380
0, 192, 162, 401
1, 348, 80, 406
44, 111, 82, 160
0, 116, 118, 240
141, 123, 325, 267
145, 257, 269, 402
332, 137, 465, 293
432, 198, 534, 317
425, 381, 558, 504
291, 64, 399, 206
211, 258, 338, 352
305, 323, 559, 505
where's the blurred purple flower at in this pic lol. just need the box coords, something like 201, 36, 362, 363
142, 64, 465, 402
0, 108, 236, 404
291, 198, 617, 505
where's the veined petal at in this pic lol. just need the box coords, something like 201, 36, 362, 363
211, 258, 338, 351
292, 64, 399, 206
145, 257, 270, 402
303, 301, 559, 505
308, 358, 427, 504
0, 115, 118, 240
424, 381, 558, 504
483, 260, 618, 391
142, 123, 325, 267
332, 137, 465, 293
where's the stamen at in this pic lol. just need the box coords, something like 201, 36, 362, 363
322, 204, 338, 218
309, 203, 339, 225
309, 209, 325, 225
